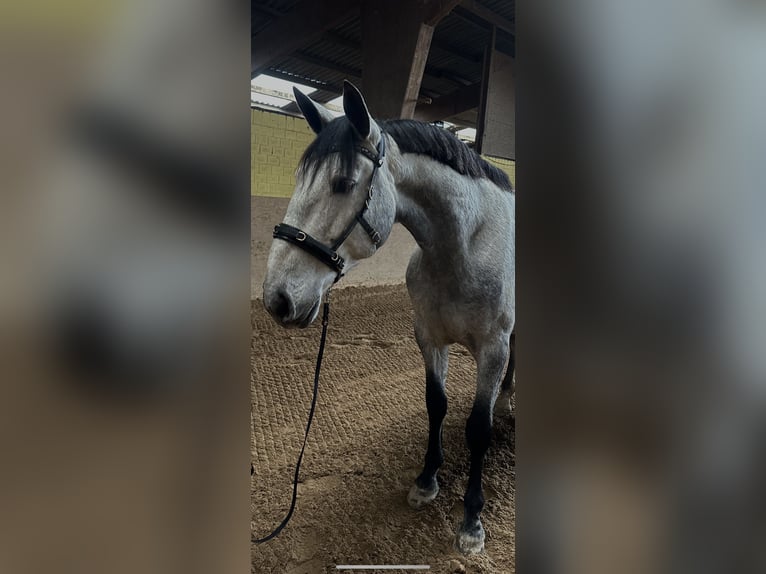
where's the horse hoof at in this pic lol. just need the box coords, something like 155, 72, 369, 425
455, 522, 485, 554
494, 397, 512, 417
407, 481, 439, 509
495, 387, 513, 417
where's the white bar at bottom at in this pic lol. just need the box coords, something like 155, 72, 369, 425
335, 566, 430, 571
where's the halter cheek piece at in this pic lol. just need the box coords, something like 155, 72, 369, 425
272, 136, 386, 283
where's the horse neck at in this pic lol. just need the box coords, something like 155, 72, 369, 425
387, 141, 484, 255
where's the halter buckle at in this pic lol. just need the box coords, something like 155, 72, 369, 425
370, 230, 381, 245
296, 231, 306, 242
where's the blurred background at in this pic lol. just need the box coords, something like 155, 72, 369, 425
518, 1, 766, 573
0, 1, 250, 573
2, 0, 766, 572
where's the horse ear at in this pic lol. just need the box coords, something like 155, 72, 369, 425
293, 87, 334, 134
342, 80, 371, 139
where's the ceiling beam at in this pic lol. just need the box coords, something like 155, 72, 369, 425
251, 0, 360, 77
457, 0, 514, 35
316, 33, 469, 89
430, 36, 483, 64
325, 30, 481, 66
291, 52, 361, 80
414, 81, 481, 122
423, 0, 463, 25
426, 67, 475, 86
451, 6, 514, 58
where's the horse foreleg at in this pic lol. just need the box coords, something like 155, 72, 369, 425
407, 325, 449, 510
456, 337, 509, 554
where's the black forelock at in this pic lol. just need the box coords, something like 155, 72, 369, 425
297, 116, 513, 192
298, 117, 360, 183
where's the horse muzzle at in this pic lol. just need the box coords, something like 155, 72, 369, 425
263, 286, 320, 328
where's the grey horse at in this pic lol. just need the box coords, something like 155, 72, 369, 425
262, 80, 515, 554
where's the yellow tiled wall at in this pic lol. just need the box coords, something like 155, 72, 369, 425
251, 108, 516, 197
251, 108, 315, 198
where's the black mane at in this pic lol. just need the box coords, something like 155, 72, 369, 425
381, 120, 512, 191
298, 117, 513, 192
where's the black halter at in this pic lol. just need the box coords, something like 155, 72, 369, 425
272, 136, 386, 283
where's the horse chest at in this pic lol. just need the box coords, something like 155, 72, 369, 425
410, 273, 502, 348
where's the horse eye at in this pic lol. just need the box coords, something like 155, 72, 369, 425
332, 178, 356, 194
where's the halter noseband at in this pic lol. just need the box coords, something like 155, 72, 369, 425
272, 135, 386, 283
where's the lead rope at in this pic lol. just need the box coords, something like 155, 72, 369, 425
252, 293, 331, 544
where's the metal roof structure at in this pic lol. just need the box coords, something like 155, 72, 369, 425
252, 0, 514, 129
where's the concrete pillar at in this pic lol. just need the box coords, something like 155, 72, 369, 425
477, 32, 515, 159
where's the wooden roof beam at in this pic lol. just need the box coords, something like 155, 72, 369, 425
457, 0, 514, 35
313, 35, 470, 89
414, 82, 481, 122
423, 0, 463, 25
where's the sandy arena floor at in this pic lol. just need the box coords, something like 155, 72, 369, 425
251, 284, 515, 574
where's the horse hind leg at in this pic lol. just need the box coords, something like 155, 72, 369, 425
456, 336, 509, 554
495, 329, 515, 418
407, 327, 449, 510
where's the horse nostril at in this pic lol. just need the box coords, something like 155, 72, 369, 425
273, 290, 291, 321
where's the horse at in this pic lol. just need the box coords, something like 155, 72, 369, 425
262, 80, 515, 554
